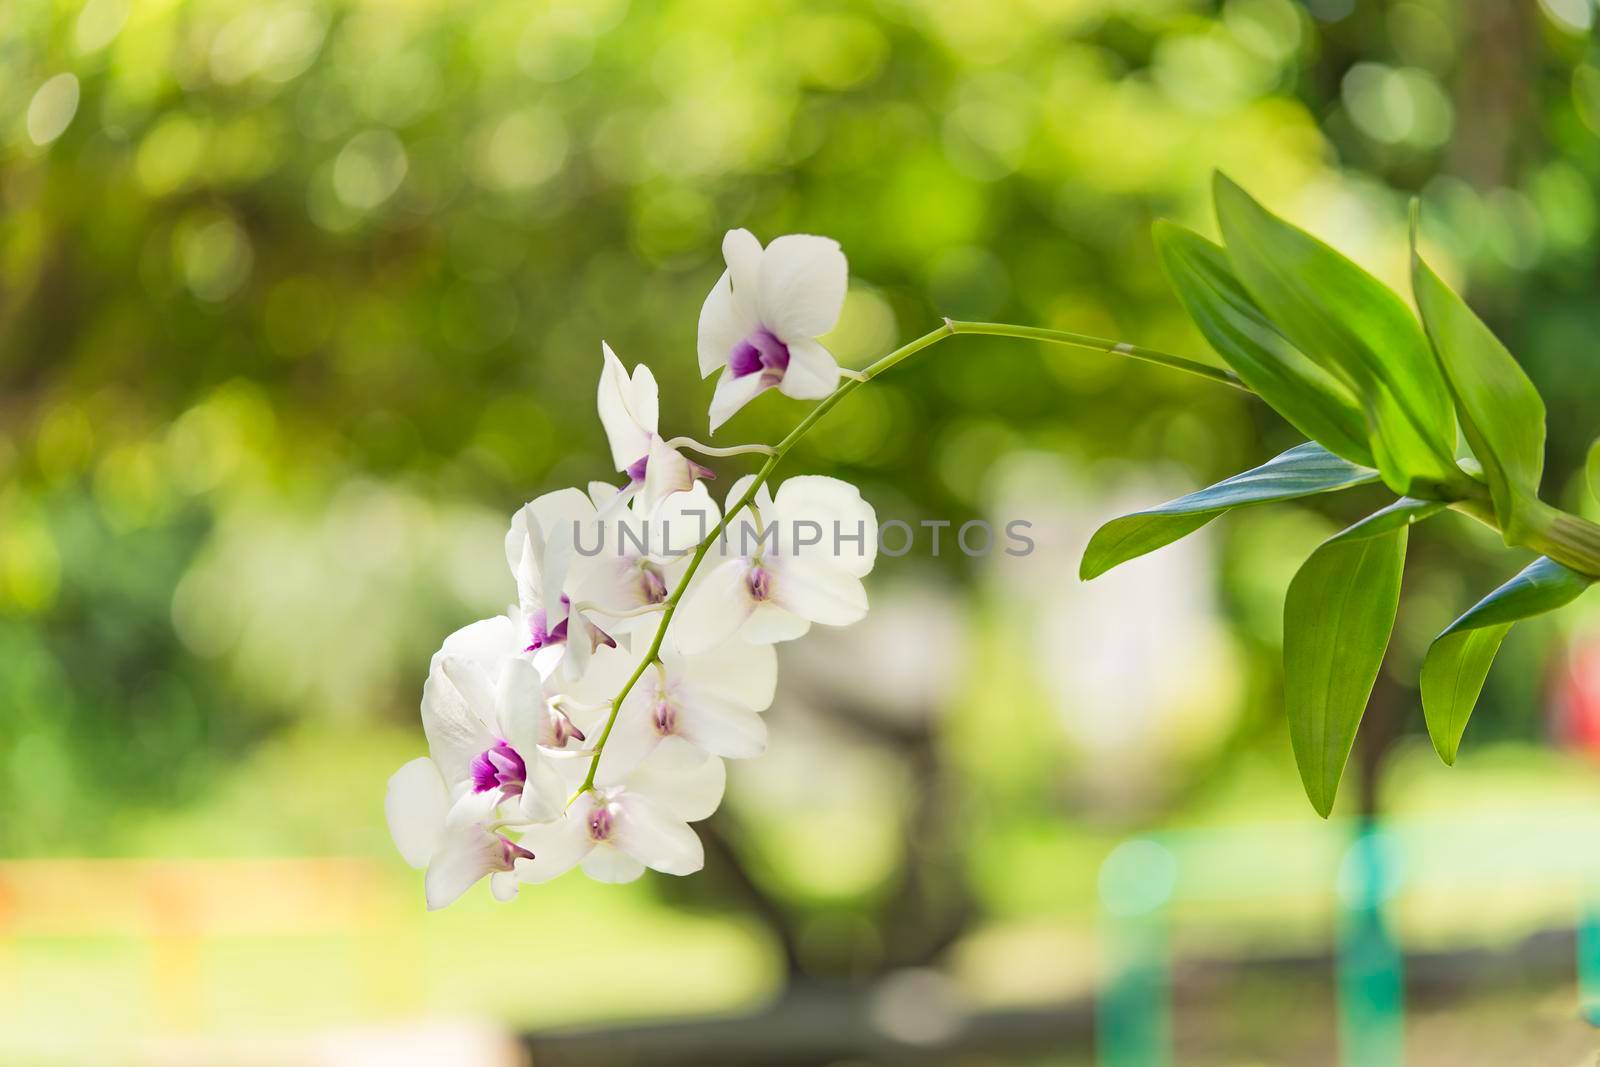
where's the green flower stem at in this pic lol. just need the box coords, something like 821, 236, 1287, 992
944, 319, 1249, 391
573, 319, 1242, 795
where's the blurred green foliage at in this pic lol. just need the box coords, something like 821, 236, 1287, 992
2, 0, 1599, 937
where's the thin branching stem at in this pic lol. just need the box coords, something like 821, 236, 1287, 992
574, 320, 1247, 794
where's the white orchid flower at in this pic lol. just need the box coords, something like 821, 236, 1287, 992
384, 758, 533, 910
505, 487, 616, 682
675, 475, 877, 653
573, 633, 776, 783
598, 342, 712, 513
564, 480, 720, 636
697, 229, 847, 431
419, 637, 572, 823
513, 738, 726, 885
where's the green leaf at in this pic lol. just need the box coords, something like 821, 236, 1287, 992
1420, 557, 1592, 765
1080, 442, 1380, 580
1212, 174, 1461, 498
1410, 211, 1546, 538
1330, 496, 1446, 541
1284, 516, 1409, 817
1154, 221, 1374, 467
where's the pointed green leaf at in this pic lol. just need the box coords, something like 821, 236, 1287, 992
1421, 557, 1592, 764
1154, 221, 1374, 467
1080, 442, 1380, 580
1284, 517, 1408, 817
1329, 496, 1446, 542
1213, 174, 1461, 498
1411, 213, 1546, 537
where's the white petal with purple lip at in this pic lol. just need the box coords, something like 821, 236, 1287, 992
774, 337, 840, 400
421, 655, 495, 786
698, 270, 754, 378
424, 791, 518, 911
708, 368, 770, 432
757, 234, 847, 341
641, 434, 695, 512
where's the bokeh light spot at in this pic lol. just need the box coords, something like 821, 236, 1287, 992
27, 74, 80, 147
333, 129, 408, 211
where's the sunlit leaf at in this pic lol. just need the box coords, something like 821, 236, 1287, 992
1420, 557, 1592, 765
1154, 221, 1374, 467
1411, 210, 1545, 537
1213, 174, 1462, 498
1080, 442, 1380, 580
1283, 515, 1408, 817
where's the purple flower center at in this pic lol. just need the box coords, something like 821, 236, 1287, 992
729, 329, 790, 382
640, 564, 668, 604
587, 805, 614, 842
746, 564, 772, 602
625, 454, 650, 482
547, 709, 586, 748
471, 740, 527, 795
525, 608, 569, 653
495, 835, 535, 869
652, 699, 677, 736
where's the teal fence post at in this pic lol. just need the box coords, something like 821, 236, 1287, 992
1097, 838, 1176, 1067
1335, 825, 1405, 1067
1577, 899, 1600, 1026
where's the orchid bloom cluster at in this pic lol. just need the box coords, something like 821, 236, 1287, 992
386, 230, 879, 909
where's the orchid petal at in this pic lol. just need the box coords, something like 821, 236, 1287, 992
614, 793, 704, 876
496, 656, 546, 754
641, 435, 695, 512
772, 475, 878, 578
722, 229, 763, 319
774, 337, 840, 400
698, 270, 755, 378
385, 757, 450, 869
758, 234, 847, 341
627, 737, 726, 822
676, 694, 768, 760
514, 805, 596, 885
709, 369, 770, 433
519, 754, 567, 823
666, 637, 777, 711
768, 555, 868, 626
740, 603, 812, 643
674, 559, 757, 654
580, 845, 649, 884
421, 656, 496, 784
489, 871, 519, 902
594, 701, 663, 786
598, 342, 652, 471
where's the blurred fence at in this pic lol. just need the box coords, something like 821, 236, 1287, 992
1098, 810, 1600, 1067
